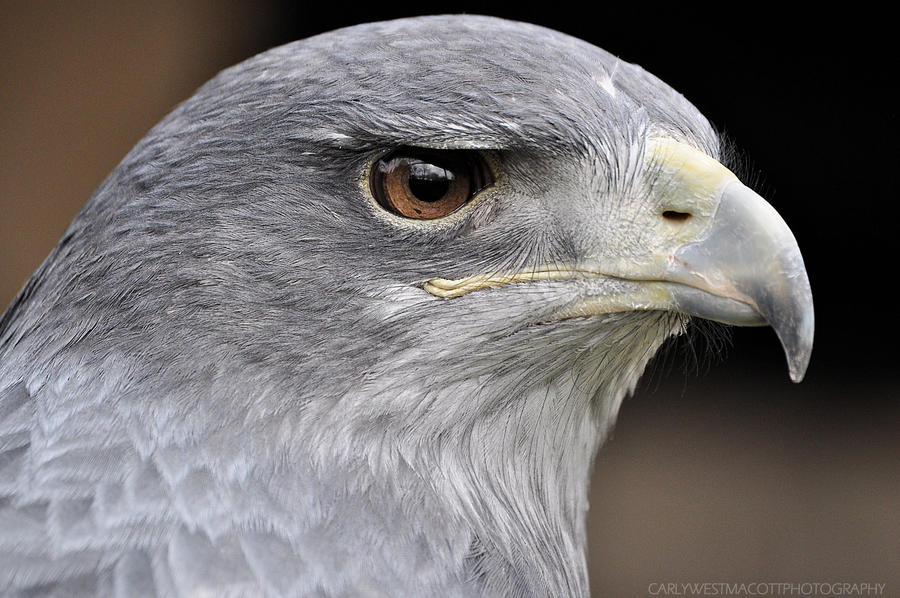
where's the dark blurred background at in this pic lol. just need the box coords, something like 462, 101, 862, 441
1, 3, 896, 595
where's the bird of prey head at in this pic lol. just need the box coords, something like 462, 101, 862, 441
0, 15, 812, 598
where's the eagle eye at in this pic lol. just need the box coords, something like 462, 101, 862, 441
370, 148, 493, 219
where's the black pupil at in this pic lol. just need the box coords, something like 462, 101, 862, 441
408, 161, 454, 202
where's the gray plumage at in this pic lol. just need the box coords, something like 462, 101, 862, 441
0, 15, 806, 598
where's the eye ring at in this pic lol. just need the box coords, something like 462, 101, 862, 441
370, 148, 494, 219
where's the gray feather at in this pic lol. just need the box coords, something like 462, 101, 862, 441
0, 15, 716, 597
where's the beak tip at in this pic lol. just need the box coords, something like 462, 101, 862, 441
788, 361, 808, 383
781, 312, 814, 383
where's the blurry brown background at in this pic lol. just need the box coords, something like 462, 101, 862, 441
1, 3, 897, 596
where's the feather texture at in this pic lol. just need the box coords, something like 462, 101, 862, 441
0, 15, 717, 597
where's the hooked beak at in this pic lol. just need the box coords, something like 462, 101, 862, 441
665, 178, 814, 381
425, 139, 814, 382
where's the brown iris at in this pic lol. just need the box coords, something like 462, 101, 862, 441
370, 148, 493, 219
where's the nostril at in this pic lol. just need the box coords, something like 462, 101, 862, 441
662, 210, 692, 222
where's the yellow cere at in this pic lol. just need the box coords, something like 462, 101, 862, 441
645, 138, 738, 201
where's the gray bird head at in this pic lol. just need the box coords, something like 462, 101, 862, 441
0, 15, 813, 598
